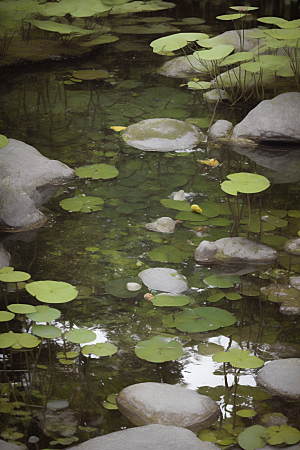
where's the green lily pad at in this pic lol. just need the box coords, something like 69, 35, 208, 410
163, 306, 236, 332
238, 425, 267, 450
150, 32, 209, 53
148, 245, 190, 263
206, 292, 225, 302
30, 19, 98, 35
26, 281, 78, 304
0, 134, 9, 149
105, 277, 142, 298
81, 342, 118, 357
207, 218, 231, 226
0, 267, 31, 283
175, 211, 208, 222
236, 409, 257, 418
198, 342, 223, 355
8, 304, 37, 314
216, 13, 246, 20
160, 199, 191, 211
0, 311, 15, 322
59, 196, 104, 213
31, 325, 62, 339
261, 215, 288, 228
204, 275, 241, 288
151, 293, 191, 307
219, 51, 254, 66
187, 81, 211, 90
226, 293, 242, 301
0, 331, 41, 349
57, 351, 79, 359
135, 336, 183, 363
72, 70, 110, 80
65, 328, 96, 344
80, 35, 119, 46
221, 173, 270, 195
267, 424, 300, 445
288, 210, 300, 218
213, 348, 264, 369
75, 164, 119, 179
26, 305, 61, 322
194, 44, 234, 60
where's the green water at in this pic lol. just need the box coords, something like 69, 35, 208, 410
1, 1, 300, 448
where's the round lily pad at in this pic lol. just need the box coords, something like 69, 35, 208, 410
221, 173, 270, 196
204, 275, 241, 288
213, 348, 264, 369
75, 164, 119, 180
0, 331, 41, 349
59, 196, 104, 213
0, 134, 9, 149
65, 328, 96, 344
26, 281, 78, 304
0, 311, 15, 322
0, 267, 31, 283
160, 199, 191, 211
8, 304, 37, 314
151, 293, 191, 307
31, 324, 62, 339
105, 277, 142, 298
72, 70, 110, 80
135, 336, 183, 363
81, 342, 118, 357
26, 305, 61, 322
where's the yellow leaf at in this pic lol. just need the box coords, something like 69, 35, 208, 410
191, 204, 203, 213
200, 158, 219, 166
110, 126, 126, 132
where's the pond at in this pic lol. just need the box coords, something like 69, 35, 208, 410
0, 0, 300, 448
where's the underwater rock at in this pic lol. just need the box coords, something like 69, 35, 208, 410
256, 358, 300, 399
145, 217, 176, 233
201, 29, 261, 53
122, 118, 204, 152
260, 284, 300, 315
0, 441, 21, 450
116, 383, 220, 431
157, 55, 210, 78
203, 89, 229, 103
194, 237, 279, 265
0, 244, 11, 269
284, 238, 300, 255
290, 277, 300, 290
0, 139, 74, 229
209, 120, 232, 140
68, 424, 220, 450
231, 92, 300, 144
139, 267, 188, 293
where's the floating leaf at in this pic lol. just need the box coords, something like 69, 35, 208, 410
60, 196, 104, 212
261, 215, 288, 228
150, 32, 209, 53
219, 52, 254, 66
31, 325, 62, 339
230, 6, 258, 11
148, 245, 189, 263
80, 35, 119, 46
238, 425, 267, 450
135, 336, 183, 362
8, 304, 37, 314
0, 134, 9, 149
0, 331, 41, 349
264, 28, 300, 40
216, 13, 246, 20
221, 173, 270, 195
204, 275, 240, 288
213, 348, 264, 369
72, 70, 110, 80
26, 281, 78, 304
160, 199, 191, 211
198, 342, 223, 355
206, 293, 225, 302
26, 305, 61, 322
0, 267, 31, 283
75, 164, 119, 180
30, 19, 97, 35
187, 81, 211, 90
0, 311, 15, 322
105, 277, 142, 298
65, 328, 96, 344
225, 293, 242, 301
81, 342, 118, 357
267, 424, 300, 445
151, 293, 191, 307
194, 44, 234, 61
236, 409, 257, 418
257, 16, 288, 25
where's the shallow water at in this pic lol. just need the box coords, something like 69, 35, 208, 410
1, 1, 300, 448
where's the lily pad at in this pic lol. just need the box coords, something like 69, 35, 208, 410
80, 35, 119, 46
65, 328, 96, 344
60, 196, 104, 213
105, 277, 142, 298
72, 70, 110, 80
213, 348, 264, 369
160, 199, 191, 211
135, 336, 183, 362
194, 44, 234, 61
0, 267, 31, 283
75, 164, 119, 179
150, 32, 209, 53
31, 325, 62, 339
26, 281, 78, 304
163, 306, 236, 332
26, 305, 61, 322
8, 304, 37, 314
0, 331, 41, 349
81, 342, 118, 357
148, 245, 190, 263
0, 311, 15, 322
238, 425, 267, 450
151, 293, 191, 307
0, 134, 9, 149
221, 173, 270, 195
198, 342, 223, 355
204, 275, 240, 288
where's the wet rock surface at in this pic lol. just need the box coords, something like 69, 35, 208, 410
284, 238, 300, 255
0, 139, 74, 229
116, 383, 220, 430
158, 55, 209, 78
256, 358, 300, 399
209, 120, 232, 140
122, 118, 204, 152
194, 237, 279, 265
260, 284, 300, 315
0, 441, 21, 450
139, 267, 188, 293
145, 217, 176, 233
0, 244, 11, 269
231, 92, 300, 144
68, 424, 220, 450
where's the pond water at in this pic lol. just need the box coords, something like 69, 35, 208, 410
1, 0, 300, 448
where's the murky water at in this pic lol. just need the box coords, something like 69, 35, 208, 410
1, 1, 300, 448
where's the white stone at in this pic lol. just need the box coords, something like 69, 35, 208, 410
145, 217, 176, 233
256, 358, 300, 399
284, 238, 300, 255
139, 268, 188, 294
158, 55, 210, 78
209, 120, 233, 140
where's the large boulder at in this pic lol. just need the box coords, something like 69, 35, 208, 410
231, 92, 300, 144
0, 139, 74, 229
139, 268, 188, 293
122, 118, 204, 152
256, 358, 300, 399
0, 244, 11, 269
68, 424, 220, 450
158, 55, 210, 78
194, 237, 279, 265
0, 441, 21, 450
116, 383, 220, 431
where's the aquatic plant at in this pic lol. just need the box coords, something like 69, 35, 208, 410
135, 336, 183, 363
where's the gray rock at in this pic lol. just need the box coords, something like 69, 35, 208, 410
139, 267, 187, 293
122, 118, 204, 152
0, 244, 11, 269
201, 29, 261, 53
145, 217, 176, 233
0, 139, 74, 228
256, 358, 300, 399
209, 120, 233, 140
261, 284, 300, 316
0, 441, 22, 450
284, 238, 300, 255
203, 89, 229, 103
158, 55, 210, 78
194, 237, 279, 265
68, 424, 220, 450
231, 93, 300, 143
290, 277, 300, 290
116, 383, 220, 431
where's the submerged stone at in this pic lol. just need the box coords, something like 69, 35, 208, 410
0, 441, 20, 450
256, 358, 300, 399
203, 89, 229, 103
122, 118, 204, 152
116, 383, 220, 431
231, 92, 300, 144
138, 267, 188, 293
68, 424, 220, 450
158, 55, 210, 78
0, 244, 10, 269
284, 238, 300, 255
194, 237, 279, 265
260, 284, 300, 315
145, 217, 176, 233
209, 120, 232, 140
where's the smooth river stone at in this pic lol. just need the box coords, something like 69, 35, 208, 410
256, 358, 300, 399
116, 382, 220, 431
138, 268, 188, 294
122, 118, 203, 152
284, 238, 300, 255
68, 424, 220, 450
145, 217, 176, 233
